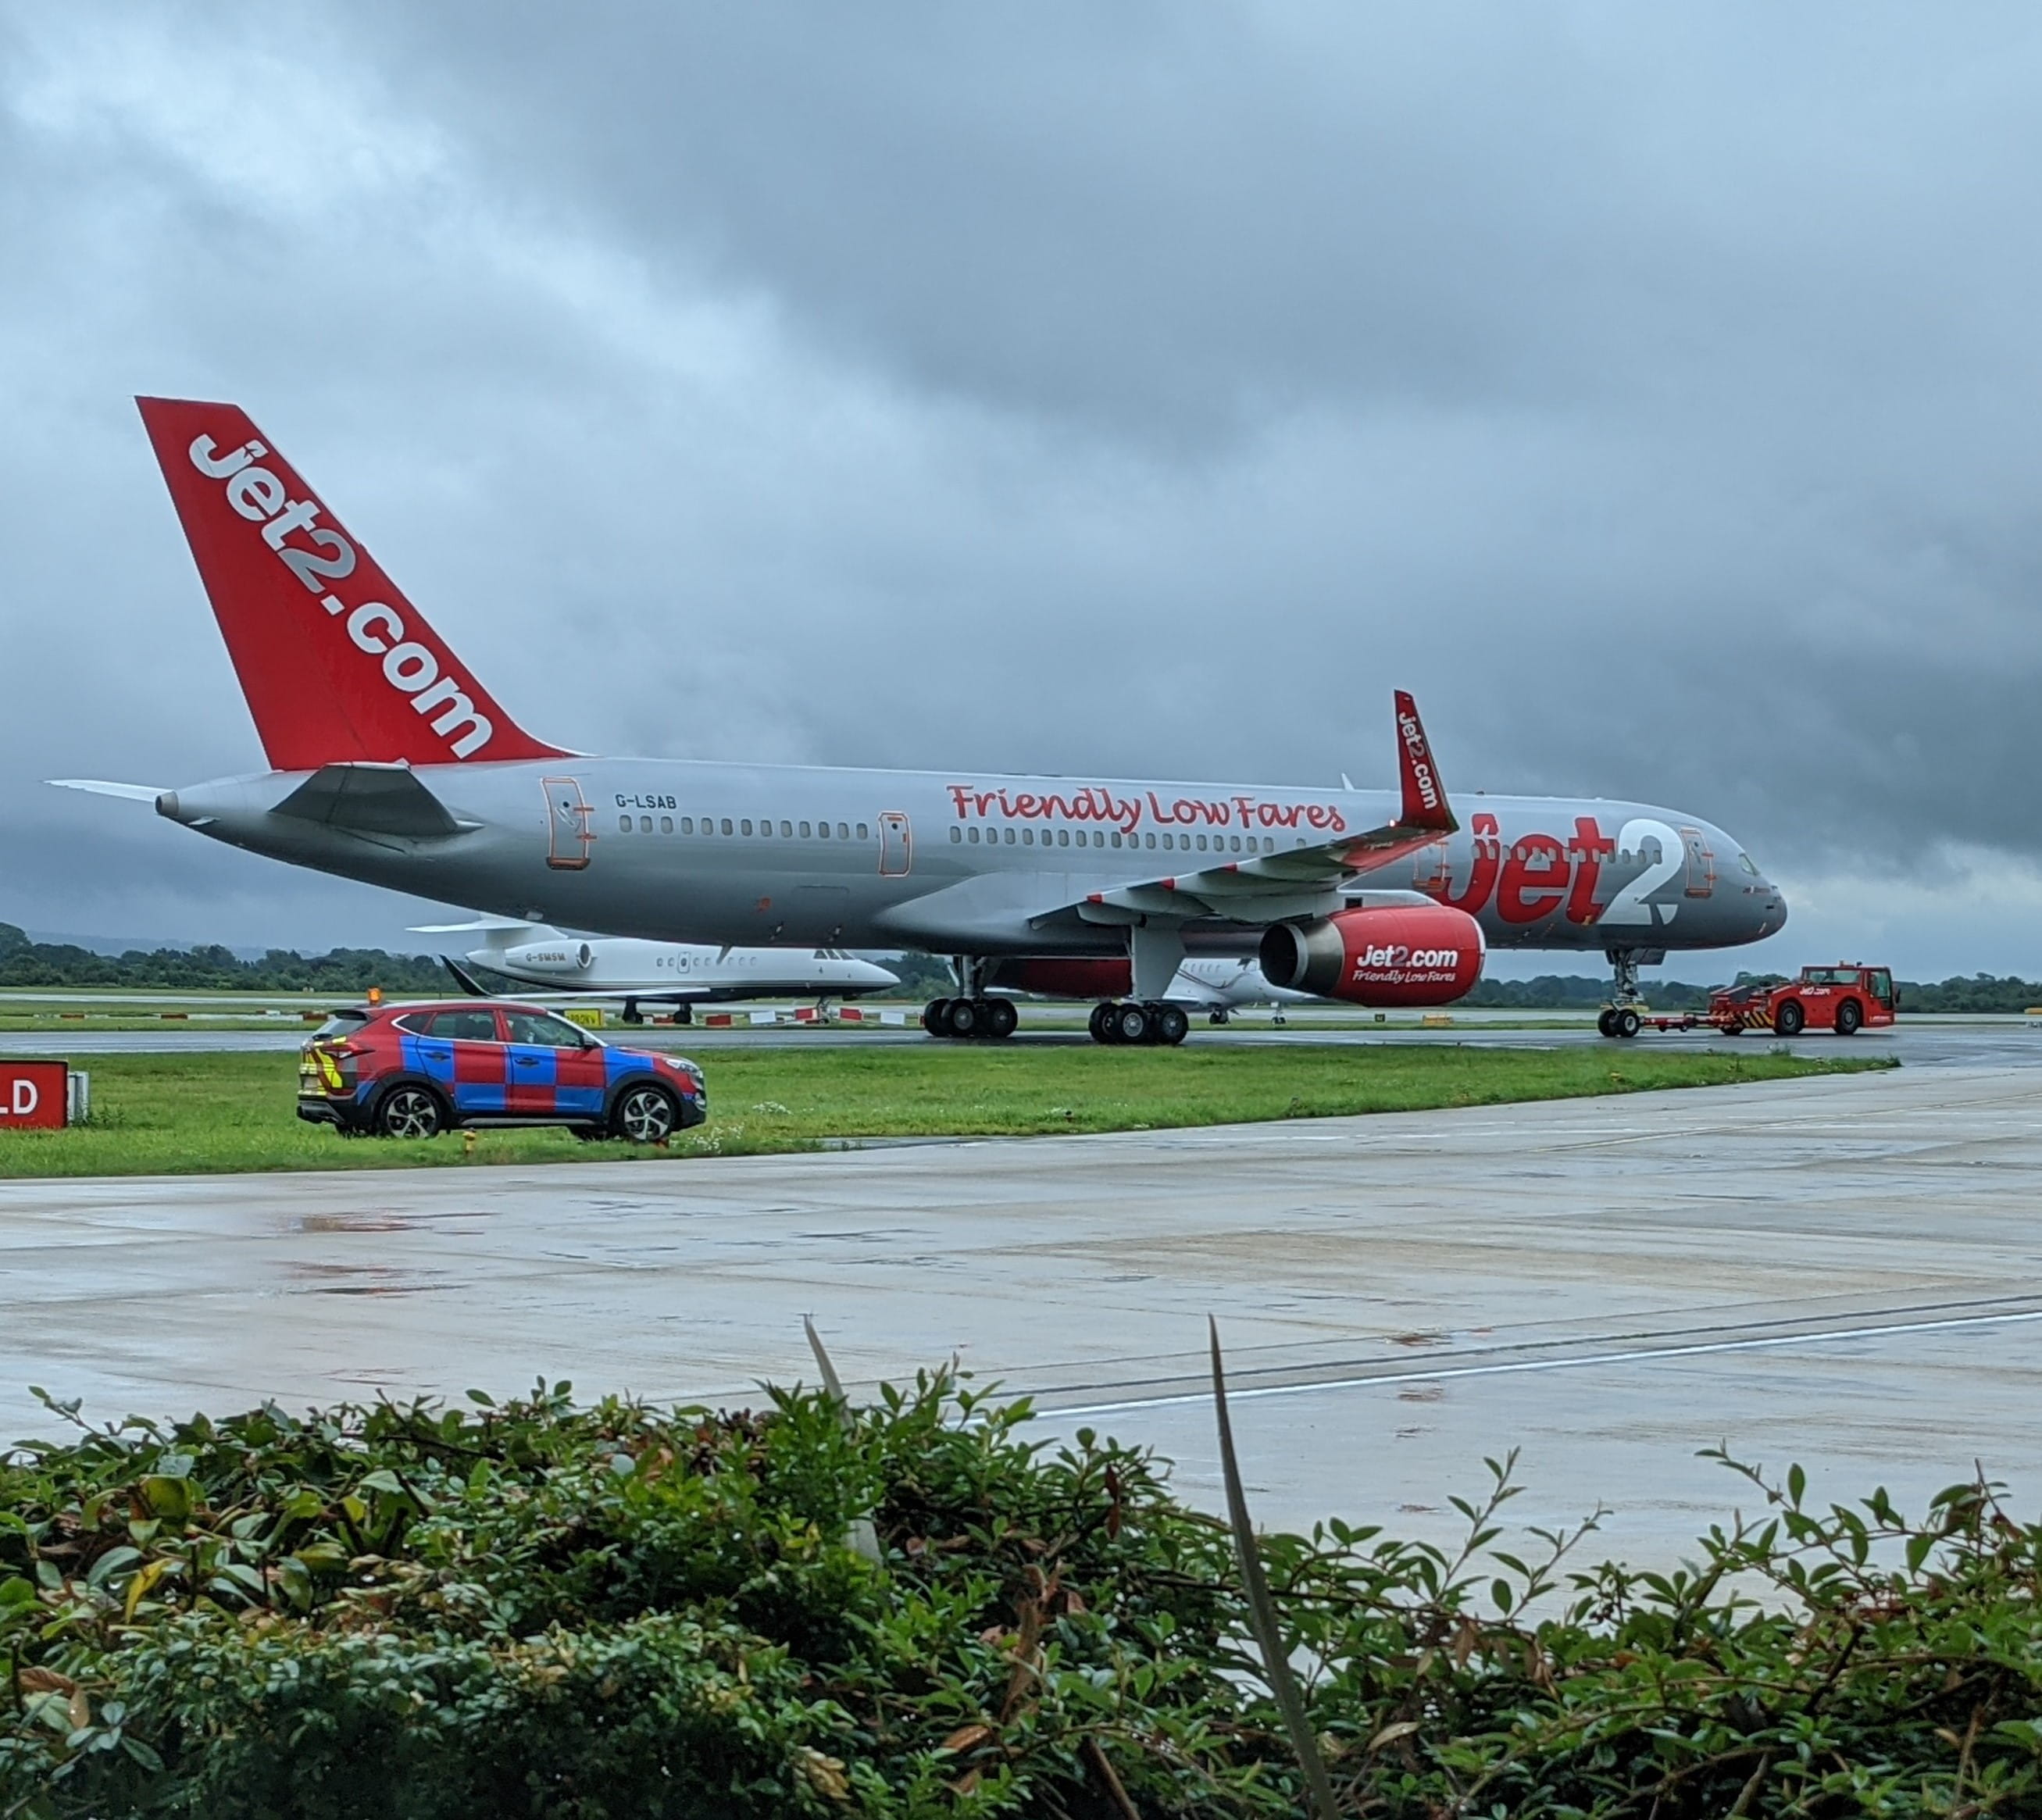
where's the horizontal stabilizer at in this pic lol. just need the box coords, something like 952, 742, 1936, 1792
46, 779, 167, 803
273, 764, 462, 839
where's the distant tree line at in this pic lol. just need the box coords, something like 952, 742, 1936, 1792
0, 924, 449, 994
4, 923, 2037, 1012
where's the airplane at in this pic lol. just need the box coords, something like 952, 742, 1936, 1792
414, 919, 898, 1021
50, 398, 1787, 1046
989, 956, 1310, 1024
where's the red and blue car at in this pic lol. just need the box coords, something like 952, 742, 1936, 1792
299, 1001, 708, 1141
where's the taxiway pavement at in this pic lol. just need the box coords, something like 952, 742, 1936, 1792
2, 1061, 2037, 1567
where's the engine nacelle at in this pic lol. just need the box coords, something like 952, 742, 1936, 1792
1258, 904, 1484, 1007
498, 940, 595, 976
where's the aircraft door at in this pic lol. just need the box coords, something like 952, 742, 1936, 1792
1680, 827, 1716, 898
544, 776, 595, 872
879, 811, 912, 877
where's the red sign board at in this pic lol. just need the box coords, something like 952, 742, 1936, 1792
0, 1062, 69, 1131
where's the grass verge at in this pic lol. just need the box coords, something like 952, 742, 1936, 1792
0, 1044, 1892, 1179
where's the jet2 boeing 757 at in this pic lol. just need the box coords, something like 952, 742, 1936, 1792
51, 398, 1787, 1045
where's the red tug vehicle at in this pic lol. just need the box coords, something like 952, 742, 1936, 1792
1600, 963, 1897, 1040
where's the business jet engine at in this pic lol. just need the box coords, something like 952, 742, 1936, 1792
1258, 904, 1484, 1007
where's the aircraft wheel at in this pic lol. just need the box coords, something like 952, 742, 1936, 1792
1156, 1004, 1190, 1046
1774, 998, 1806, 1037
1113, 1001, 1152, 1045
923, 997, 951, 1036
985, 997, 1018, 1040
1596, 1008, 1618, 1038
944, 997, 981, 1039
1835, 999, 1863, 1036
1088, 1002, 1119, 1044
1614, 1008, 1642, 1040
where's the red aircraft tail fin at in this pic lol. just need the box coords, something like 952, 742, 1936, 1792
1392, 690, 1456, 832
135, 397, 565, 771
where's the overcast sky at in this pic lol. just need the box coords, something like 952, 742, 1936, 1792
5, 2, 2041, 977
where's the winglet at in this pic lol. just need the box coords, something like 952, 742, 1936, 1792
1393, 691, 1457, 833
438, 955, 496, 998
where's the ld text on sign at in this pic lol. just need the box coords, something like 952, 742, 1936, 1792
0, 1062, 70, 1131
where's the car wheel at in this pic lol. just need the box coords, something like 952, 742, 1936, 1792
375, 1084, 445, 1140
1835, 998, 1862, 1036
1774, 998, 1806, 1037
613, 1083, 680, 1144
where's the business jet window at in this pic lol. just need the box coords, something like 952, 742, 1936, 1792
617, 815, 631, 833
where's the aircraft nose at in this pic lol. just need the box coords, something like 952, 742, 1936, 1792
1758, 887, 1788, 937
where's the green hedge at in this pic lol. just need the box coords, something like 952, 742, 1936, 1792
4, 1376, 2040, 1816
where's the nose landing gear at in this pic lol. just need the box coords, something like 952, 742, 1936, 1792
1597, 947, 1655, 1039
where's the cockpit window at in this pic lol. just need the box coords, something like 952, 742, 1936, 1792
1738, 853, 1761, 876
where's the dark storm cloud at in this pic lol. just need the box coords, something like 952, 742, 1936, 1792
5, 2, 2042, 971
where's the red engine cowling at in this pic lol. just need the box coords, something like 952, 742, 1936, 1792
1258, 904, 1484, 1006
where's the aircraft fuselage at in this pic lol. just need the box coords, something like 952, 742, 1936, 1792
158, 758, 1786, 962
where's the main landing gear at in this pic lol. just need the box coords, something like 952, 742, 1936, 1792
923, 959, 1019, 1040
1088, 1001, 1190, 1046
922, 995, 1019, 1040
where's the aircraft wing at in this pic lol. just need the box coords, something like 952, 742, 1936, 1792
1039, 691, 1457, 930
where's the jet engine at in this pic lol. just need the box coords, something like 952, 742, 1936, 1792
496, 939, 596, 976
1258, 904, 1484, 1006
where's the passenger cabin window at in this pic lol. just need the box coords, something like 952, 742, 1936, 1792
780, 820, 792, 837
505, 1009, 591, 1047
951, 826, 962, 842
681, 816, 694, 833
741, 819, 753, 836
720, 818, 734, 835
818, 820, 830, 838
640, 815, 653, 833
618, 815, 631, 833
856, 823, 868, 839
837, 823, 849, 840
660, 815, 673, 833
800, 821, 812, 837
403, 1008, 499, 1041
